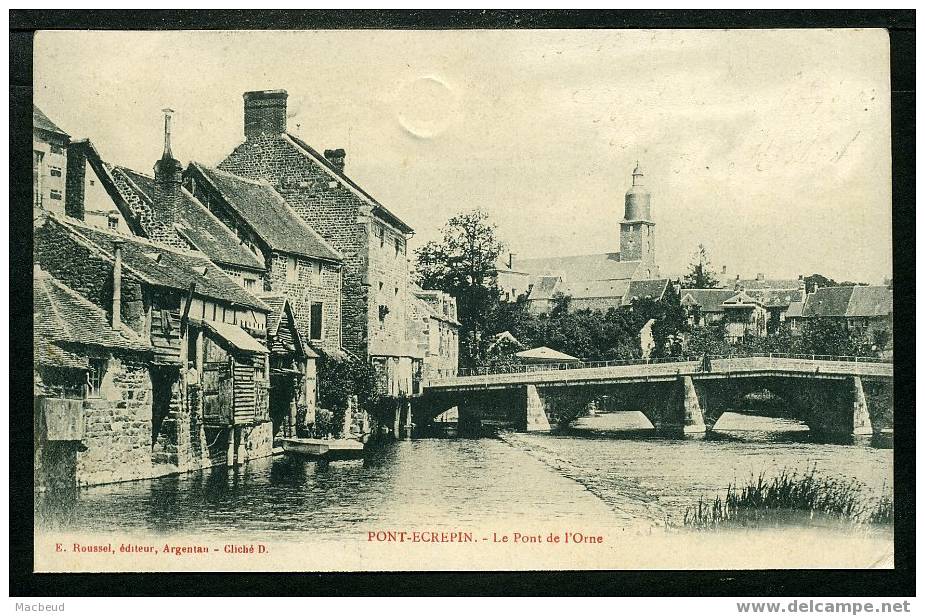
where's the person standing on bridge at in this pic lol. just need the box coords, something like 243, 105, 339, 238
702, 353, 712, 373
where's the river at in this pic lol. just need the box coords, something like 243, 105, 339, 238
34, 412, 893, 570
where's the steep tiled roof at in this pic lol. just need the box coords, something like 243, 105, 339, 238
516, 346, 580, 362
34, 267, 150, 367
845, 286, 892, 318
528, 276, 564, 301
726, 277, 804, 290
751, 288, 805, 309
802, 285, 892, 318
188, 163, 342, 263
48, 215, 269, 312
722, 291, 761, 307
625, 279, 669, 303
283, 133, 413, 234
110, 166, 265, 272
561, 279, 631, 301
33, 105, 69, 138
801, 286, 855, 318
515, 253, 641, 284
680, 288, 737, 313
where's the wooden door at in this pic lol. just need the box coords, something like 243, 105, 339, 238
202, 360, 233, 426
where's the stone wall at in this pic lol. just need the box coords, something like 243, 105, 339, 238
267, 252, 342, 352
218, 135, 412, 365
76, 356, 154, 487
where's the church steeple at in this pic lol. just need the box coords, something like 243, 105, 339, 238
619, 162, 657, 272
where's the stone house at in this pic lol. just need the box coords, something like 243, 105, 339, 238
34, 211, 274, 487
527, 275, 670, 314
798, 285, 893, 353
721, 291, 769, 343
34, 265, 152, 491
33, 105, 70, 212
216, 89, 419, 398
65, 122, 328, 445
408, 286, 460, 386
182, 162, 344, 351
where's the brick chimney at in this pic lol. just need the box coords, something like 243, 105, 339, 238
323, 148, 346, 172
64, 141, 87, 221
244, 90, 288, 140
151, 108, 184, 248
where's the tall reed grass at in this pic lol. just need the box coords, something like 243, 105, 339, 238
682, 468, 893, 529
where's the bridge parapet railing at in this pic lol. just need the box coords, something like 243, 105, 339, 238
428, 353, 892, 387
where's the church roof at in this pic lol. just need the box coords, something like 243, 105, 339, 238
514, 253, 641, 284
625, 279, 669, 303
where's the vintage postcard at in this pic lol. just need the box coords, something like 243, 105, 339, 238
30, 26, 895, 574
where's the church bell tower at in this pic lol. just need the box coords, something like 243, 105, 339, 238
620, 162, 657, 273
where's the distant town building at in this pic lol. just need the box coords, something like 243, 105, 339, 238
499, 164, 666, 314
33, 105, 69, 213
681, 283, 806, 343
798, 285, 893, 352
408, 285, 460, 387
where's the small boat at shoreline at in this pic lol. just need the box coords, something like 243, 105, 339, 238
279, 437, 365, 461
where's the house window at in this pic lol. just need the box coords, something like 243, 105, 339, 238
244, 278, 256, 290
187, 327, 199, 368
108, 215, 119, 230
286, 256, 298, 282
311, 261, 322, 284
310, 302, 324, 340
50, 166, 62, 177
87, 358, 107, 398
50, 144, 64, 155
33, 150, 44, 208
378, 225, 385, 248
49, 189, 62, 200
395, 238, 402, 257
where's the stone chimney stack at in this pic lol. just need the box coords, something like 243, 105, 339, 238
323, 148, 346, 172
112, 240, 123, 329
243, 90, 288, 140
64, 141, 87, 221
151, 108, 184, 248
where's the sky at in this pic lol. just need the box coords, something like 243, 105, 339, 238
34, 29, 893, 284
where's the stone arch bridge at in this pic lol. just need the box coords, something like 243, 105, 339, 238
416, 355, 893, 437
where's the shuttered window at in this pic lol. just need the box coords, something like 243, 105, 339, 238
310, 302, 323, 340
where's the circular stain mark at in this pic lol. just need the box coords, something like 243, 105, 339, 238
395, 76, 460, 140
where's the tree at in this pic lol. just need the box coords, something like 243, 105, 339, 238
682, 244, 721, 289
414, 210, 506, 367
795, 318, 869, 357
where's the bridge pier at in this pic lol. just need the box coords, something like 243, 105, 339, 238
524, 385, 551, 431
850, 376, 874, 436
654, 375, 707, 436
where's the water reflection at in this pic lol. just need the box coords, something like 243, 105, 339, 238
35, 411, 892, 539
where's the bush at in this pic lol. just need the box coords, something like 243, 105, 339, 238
313, 350, 379, 437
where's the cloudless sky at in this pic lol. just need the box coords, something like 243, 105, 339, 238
34, 28, 892, 283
